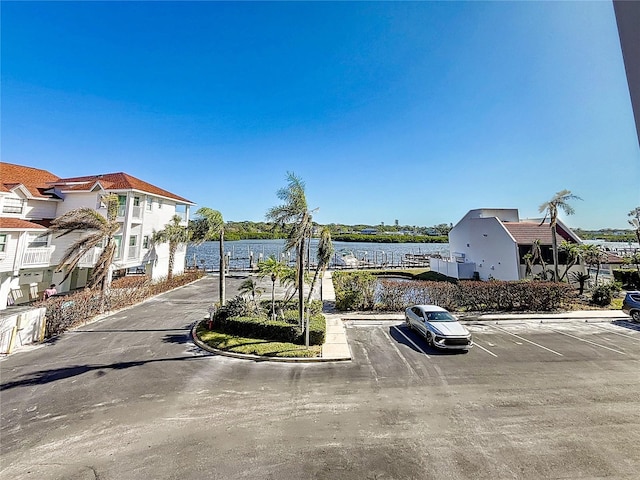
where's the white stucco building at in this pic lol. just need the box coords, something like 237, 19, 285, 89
430, 208, 584, 281
0, 162, 194, 310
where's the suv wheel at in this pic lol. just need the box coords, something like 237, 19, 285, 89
632, 310, 640, 322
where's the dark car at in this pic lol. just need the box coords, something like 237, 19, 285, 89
622, 291, 640, 322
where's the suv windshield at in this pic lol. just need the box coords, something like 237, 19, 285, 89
426, 312, 456, 322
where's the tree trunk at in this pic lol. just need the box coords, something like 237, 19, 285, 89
168, 242, 176, 280
219, 227, 225, 306
551, 224, 559, 282
271, 278, 276, 320
298, 238, 305, 330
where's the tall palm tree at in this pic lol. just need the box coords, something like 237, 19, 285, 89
152, 214, 191, 280
49, 193, 120, 292
190, 207, 226, 305
257, 255, 288, 320
304, 226, 334, 346
628, 207, 640, 247
581, 243, 608, 284
539, 190, 581, 282
266, 172, 314, 329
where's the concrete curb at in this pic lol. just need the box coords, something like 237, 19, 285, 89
190, 319, 352, 363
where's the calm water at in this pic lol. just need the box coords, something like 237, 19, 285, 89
186, 239, 637, 272
186, 239, 450, 271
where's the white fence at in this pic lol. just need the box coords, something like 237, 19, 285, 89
0, 307, 46, 354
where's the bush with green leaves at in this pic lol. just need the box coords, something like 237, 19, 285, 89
333, 271, 377, 311
612, 269, 640, 289
591, 281, 622, 307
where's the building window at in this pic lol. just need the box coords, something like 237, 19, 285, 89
0, 234, 7, 253
146, 196, 153, 211
143, 235, 150, 249
158, 199, 163, 209
27, 233, 49, 248
2, 197, 25, 214
129, 236, 137, 247
133, 196, 141, 207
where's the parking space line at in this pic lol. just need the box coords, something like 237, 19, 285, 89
489, 325, 563, 356
591, 323, 640, 341
472, 341, 498, 357
391, 326, 431, 358
543, 327, 627, 355
382, 328, 423, 372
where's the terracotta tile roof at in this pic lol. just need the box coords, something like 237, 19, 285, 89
0, 162, 60, 198
604, 252, 626, 264
502, 221, 577, 245
51, 172, 194, 204
0, 217, 47, 230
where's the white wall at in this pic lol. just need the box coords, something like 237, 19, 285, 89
0, 307, 46, 354
450, 216, 520, 281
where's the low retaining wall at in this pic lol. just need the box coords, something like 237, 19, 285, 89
0, 308, 46, 354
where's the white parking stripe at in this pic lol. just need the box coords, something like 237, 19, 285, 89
543, 327, 627, 355
472, 341, 498, 357
591, 323, 640, 341
392, 326, 431, 358
382, 328, 422, 373
490, 325, 564, 356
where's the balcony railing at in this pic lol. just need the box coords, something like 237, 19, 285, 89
78, 248, 103, 268
132, 205, 142, 219
21, 246, 54, 267
117, 205, 126, 217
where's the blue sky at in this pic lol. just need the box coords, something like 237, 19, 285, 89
2, 1, 638, 230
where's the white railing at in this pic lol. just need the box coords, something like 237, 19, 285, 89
117, 205, 126, 217
78, 247, 103, 267
132, 205, 142, 219
21, 246, 54, 266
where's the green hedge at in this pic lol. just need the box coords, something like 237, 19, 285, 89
335, 272, 574, 312
613, 269, 640, 289
215, 313, 326, 345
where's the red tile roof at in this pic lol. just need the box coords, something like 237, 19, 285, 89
0, 162, 60, 198
502, 221, 577, 245
51, 172, 194, 204
0, 217, 47, 230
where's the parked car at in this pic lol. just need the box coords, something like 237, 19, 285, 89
622, 291, 640, 322
405, 305, 473, 350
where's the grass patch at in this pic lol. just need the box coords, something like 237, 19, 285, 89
196, 323, 321, 358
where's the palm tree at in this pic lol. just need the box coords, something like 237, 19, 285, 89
49, 193, 120, 292
257, 255, 289, 320
152, 214, 190, 280
304, 226, 334, 346
558, 240, 582, 282
266, 172, 314, 329
238, 277, 263, 309
539, 190, 582, 282
581, 243, 608, 285
628, 207, 640, 247
190, 207, 226, 306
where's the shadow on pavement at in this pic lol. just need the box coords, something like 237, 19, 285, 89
388, 325, 468, 356
0, 356, 202, 391
612, 319, 640, 332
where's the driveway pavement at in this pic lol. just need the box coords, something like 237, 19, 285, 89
1, 273, 639, 479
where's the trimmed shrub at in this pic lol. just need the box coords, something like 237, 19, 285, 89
369, 278, 574, 313
215, 312, 326, 345
613, 269, 640, 289
591, 281, 622, 307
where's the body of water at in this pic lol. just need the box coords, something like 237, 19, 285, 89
186, 239, 638, 273
186, 239, 450, 272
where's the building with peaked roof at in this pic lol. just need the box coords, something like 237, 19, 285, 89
0, 162, 195, 310
430, 208, 585, 281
